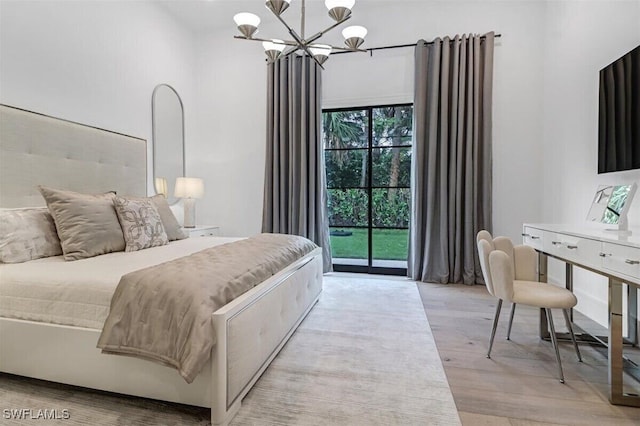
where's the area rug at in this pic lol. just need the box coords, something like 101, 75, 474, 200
0, 274, 460, 425
231, 273, 460, 425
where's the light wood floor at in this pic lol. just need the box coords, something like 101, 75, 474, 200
417, 283, 640, 426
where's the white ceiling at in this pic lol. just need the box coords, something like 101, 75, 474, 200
157, 0, 383, 35
158, 1, 248, 34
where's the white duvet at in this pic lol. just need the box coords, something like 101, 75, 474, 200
0, 237, 240, 329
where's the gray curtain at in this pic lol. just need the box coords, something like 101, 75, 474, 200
262, 54, 332, 273
409, 33, 495, 284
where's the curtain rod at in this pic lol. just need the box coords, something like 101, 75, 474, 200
332, 33, 502, 56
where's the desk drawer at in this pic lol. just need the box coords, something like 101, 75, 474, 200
543, 232, 602, 269
522, 226, 543, 250
601, 243, 640, 283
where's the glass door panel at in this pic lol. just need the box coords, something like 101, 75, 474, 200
324, 104, 412, 274
372, 228, 409, 268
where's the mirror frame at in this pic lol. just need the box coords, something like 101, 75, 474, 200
152, 83, 185, 205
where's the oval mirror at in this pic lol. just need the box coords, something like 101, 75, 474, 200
152, 84, 185, 204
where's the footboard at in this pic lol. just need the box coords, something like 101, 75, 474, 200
209, 247, 323, 425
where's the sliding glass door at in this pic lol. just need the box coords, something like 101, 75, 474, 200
323, 104, 413, 275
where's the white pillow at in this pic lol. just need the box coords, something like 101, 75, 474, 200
0, 207, 62, 263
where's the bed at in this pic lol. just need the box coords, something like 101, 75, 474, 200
0, 104, 323, 425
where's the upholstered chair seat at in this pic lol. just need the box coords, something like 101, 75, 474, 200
511, 280, 577, 309
476, 230, 582, 383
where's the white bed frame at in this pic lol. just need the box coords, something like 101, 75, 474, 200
0, 104, 323, 425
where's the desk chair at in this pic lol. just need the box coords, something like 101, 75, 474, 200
477, 230, 529, 340
476, 231, 582, 383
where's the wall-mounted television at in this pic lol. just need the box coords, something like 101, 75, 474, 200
598, 44, 640, 174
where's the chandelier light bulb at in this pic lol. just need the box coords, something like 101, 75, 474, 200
325, 0, 355, 9
265, 0, 291, 16
309, 44, 332, 65
263, 39, 286, 63
342, 25, 367, 49
325, 0, 354, 21
234, 13, 260, 38
309, 44, 332, 56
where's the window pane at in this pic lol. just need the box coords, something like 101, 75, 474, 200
372, 188, 410, 228
372, 228, 408, 265
323, 110, 368, 149
330, 227, 368, 263
372, 106, 413, 147
372, 147, 411, 188
328, 188, 368, 227
326, 149, 368, 189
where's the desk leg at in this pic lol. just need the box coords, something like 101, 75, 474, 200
608, 278, 640, 407
628, 285, 638, 346
609, 277, 624, 403
566, 262, 574, 322
539, 253, 550, 339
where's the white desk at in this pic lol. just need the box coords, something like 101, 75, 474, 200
523, 223, 640, 407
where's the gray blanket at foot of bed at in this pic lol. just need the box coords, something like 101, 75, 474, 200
97, 233, 317, 383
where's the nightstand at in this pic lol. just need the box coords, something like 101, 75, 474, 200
185, 226, 220, 237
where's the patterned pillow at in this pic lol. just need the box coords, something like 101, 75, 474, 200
113, 196, 169, 252
0, 207, 63, 263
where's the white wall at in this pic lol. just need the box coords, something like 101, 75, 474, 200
0, 0, 197, 194
194, 0, 546, 240
2, 1, 637, 258
191, 27, 267, 237
541, 0, 640, 327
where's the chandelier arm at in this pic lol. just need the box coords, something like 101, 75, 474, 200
301, 0, 305, 40
233, 35, 299, 47
270, 12, 324, 69
282, 46, 299, 57
303, 16, 352, 46
328, 45, 368, 53
272, 11, 305, 46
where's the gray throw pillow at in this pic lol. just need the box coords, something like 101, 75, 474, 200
113, 196, 169, 252
149, 194, 187, 241
38, 186, 125, 260
0, 207, 63, 263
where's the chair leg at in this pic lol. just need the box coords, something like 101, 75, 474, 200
563, 309, 582, 362
507, 303, 516, 340
546, 308, 565, 383
487, 299, 502, 359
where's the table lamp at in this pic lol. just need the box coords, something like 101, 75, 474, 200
174, 177, 204, 228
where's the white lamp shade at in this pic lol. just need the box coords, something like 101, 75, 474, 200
262, 39, 286, 52
174, 177, 204, 199
309, 44, 332, 57
233, 12, 260, 27
342, 25, 367, 40
325, 0, 355, 10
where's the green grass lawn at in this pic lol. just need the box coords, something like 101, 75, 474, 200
330, 228, 408, 260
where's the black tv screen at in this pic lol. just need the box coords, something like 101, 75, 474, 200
598, 44, 640, 174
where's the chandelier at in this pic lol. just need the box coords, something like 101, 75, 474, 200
233, 0, 368, 67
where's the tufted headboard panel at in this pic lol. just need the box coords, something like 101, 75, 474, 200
0, 104, 147, 208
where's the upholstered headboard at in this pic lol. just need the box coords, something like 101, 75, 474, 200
0, 104, 147, 208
